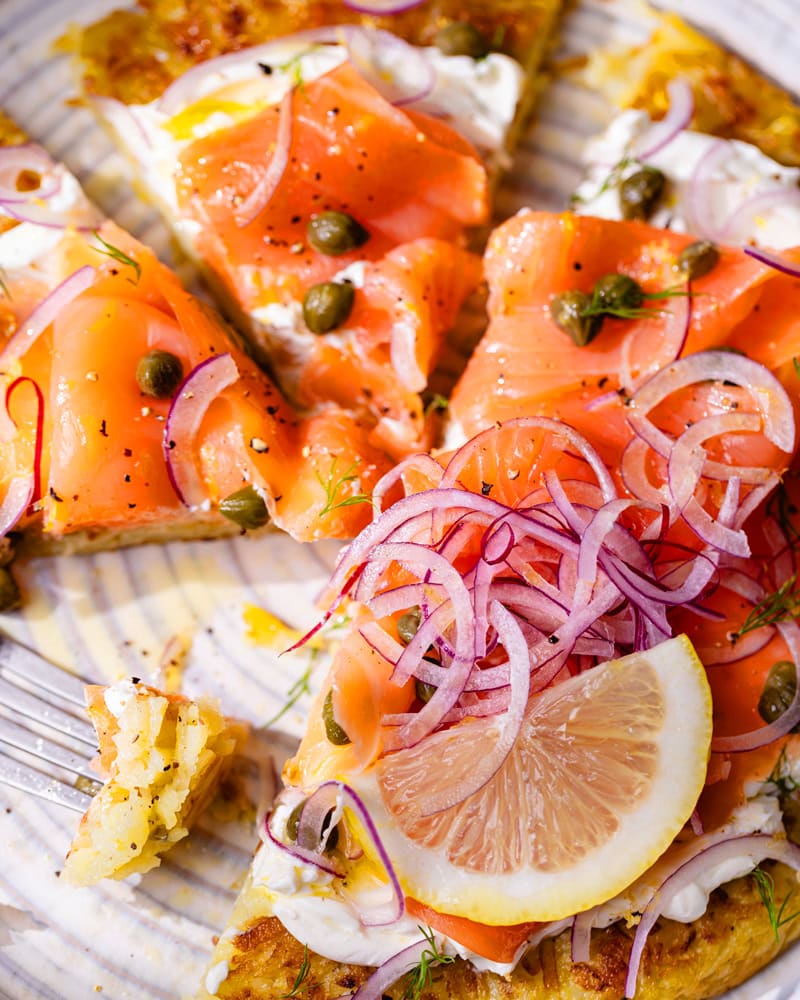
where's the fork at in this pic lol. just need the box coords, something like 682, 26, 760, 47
0, 634, 100, 812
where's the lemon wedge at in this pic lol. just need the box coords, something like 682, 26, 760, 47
350, 634, 712, 925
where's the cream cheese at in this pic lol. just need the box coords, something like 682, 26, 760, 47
0, 165, 100, 272
574, 109, 800, 249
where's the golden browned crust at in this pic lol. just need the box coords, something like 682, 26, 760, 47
0, 110, 27, 147
73, 0, 563, 107
198, 862, 800, 1000
583, 10, 800, 167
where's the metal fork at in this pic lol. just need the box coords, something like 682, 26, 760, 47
0, 635, 100, 812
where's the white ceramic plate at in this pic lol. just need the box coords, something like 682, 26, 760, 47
0, 1, 799, 997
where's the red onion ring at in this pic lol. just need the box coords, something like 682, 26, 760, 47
686, 139, 730, 241
0, 475, 34, 536
1, 265, 96, 365
628, 350, 795, 458
634, 78, 694, 160
345, 26, 437, 108
625, 834, 800, 997
371, 453, 442, 517
743, 245, 800, 279
721, 188, 800, 243
343, 0, 427, 12
0, 144, 61, 204
352, 934, 436, 1000
262, 811, 344, 877
417, 601, 531, 816
163, 353, 240, 507
235, 86, 294, 229
4, 376, 45, 522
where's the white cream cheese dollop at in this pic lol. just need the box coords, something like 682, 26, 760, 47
574, 109, 800, 249
250, 800, 517, 976
102, 678, 141, 719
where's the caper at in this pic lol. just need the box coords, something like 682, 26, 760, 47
758, 660, 800, 732
434, 21, 489, 59
674, 240, 720, 281
307, 211, 369, 257
219, 485, 269, 531
549, 290, 603, 347
323, 688, 351, 746
593, 273, 644, 313
619, 166, 666, 221
303, 281, 355, 334
0, 567, 20, 611
286, 801, 304, 842
286, 801, 340, 852
397, 606, 422, 645
415, 678, 437, 703
135, 350, 184, 398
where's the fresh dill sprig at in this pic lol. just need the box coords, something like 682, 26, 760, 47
277, 49, 313, 98
731, 574, 800, 642
0, 267, 11, 300
579, 284, 695, 321
261, 649, 318, 729
279, 944, 311, 998
751, 865, 800, 943
794, 357, 800, 380
424, 393, 449, 416
317, 457, 373, 518
765, 746, 800, 797
400, 927, 455, 1000
92, 232, 141, 285
572, 154, 644, 207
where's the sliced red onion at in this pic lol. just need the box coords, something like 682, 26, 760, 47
0, 144, 61, 203
628, 351, 795, 458
345, 26, 436, 108
682, 497, 750, 557
3, 375, 45, 523
343, 0, 427, 12
689, 809, 704, 836
419, 602, 530, 816
441, 417, 617, 504
625, 834, 800, 997
686, 139, 730, 241
235, 87, 294, 229
352, 934, 434, 1000
0, 475, 34, 536
571, 906, 599, 963
711, 616, 800, 752
371, 453, 442, 517
317, 780, 405, 927
743, 245, 800, 278
164, 353, 240, 507
262, 811, 344, 877
721, 188, 800, 243
1, 265, 96, 365
634, 78, 694, 160
296, 783, 342, 853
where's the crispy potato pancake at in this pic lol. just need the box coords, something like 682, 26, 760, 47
583, 10, 800, 166
196, 860, 800, 1000
74, 0, 563, 109
65, 682, 247, 884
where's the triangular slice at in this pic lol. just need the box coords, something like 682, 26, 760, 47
0, 121, 398, 551
70, 2, 564, 455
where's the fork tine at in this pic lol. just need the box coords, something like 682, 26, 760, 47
0, 715, 97, 778
0, 676, 96, 746
0, 634, 88, 708
0, 754, 93, 812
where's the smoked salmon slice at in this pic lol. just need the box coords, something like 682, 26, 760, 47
448, 211, 786, 463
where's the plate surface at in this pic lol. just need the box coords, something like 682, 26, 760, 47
0, 1, 799, 998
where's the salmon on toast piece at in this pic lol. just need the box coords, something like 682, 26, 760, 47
0, 127, 398, 552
